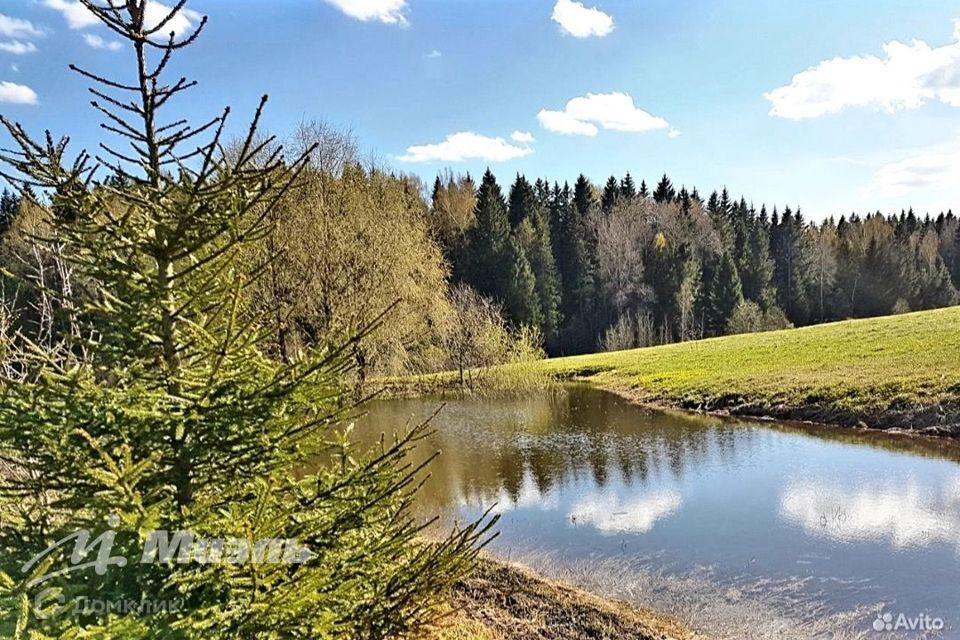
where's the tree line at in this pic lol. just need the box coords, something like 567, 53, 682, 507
432, 170, 960, 355
4, 161, 958, 376
0, 130, 546, 392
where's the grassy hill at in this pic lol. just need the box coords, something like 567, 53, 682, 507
533, 306, 960, 434
395, 306, 960, 435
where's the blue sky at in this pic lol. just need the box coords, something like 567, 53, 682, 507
2, 0, 960, 219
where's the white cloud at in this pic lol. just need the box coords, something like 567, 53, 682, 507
323, 0, 408, 26
399, 131, 533, 163
0, 41, 37, 55
426, 49, 441, 58
0, 81, 38, 105
0, 14, 45, 39
538, 109, 598, 136
510, 130, 535, 144
10, 63, 19, 72
42, 0, 99, 29
551, 0, 613, 39
83, 33, 122, 51
44, 0, 201, 36
668, 127, 682, 138
538, 92, 669, 136
142, 1, 202, 36
767, 18, 960, 119
871, 146, 960, 198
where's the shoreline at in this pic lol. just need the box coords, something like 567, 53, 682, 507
441, 557, 694, 640
378, 374, 960, 444
592, 380, 960, 444
381, 308, 960, 440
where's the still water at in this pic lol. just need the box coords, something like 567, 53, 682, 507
355, 386, 960, 639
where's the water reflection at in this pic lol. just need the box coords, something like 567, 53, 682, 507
780, 475, 960, 549
569, 488, 682, 534
466, 470, 557, 515
352, 385, 960, 637
355, 385, 757, 518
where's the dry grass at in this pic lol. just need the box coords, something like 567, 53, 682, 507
436, 558, 692, 640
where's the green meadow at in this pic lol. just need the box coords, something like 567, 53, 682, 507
401, 306, 960, 433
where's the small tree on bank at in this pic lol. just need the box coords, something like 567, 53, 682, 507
0, 2, 491, 637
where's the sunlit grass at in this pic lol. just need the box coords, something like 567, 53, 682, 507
398, 307, 960, 430
535, 306, 960, 428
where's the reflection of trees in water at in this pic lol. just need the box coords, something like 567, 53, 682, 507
353, 387, 762, 516
352, 386, 960, 522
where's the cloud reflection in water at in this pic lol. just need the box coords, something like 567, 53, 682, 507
569, 489, 683, 534
779, 475, 960, 549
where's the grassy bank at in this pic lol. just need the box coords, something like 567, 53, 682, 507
391, 307, 960, 435
437, 558, 691, 640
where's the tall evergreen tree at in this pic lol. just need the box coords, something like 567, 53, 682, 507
740, 212, 776, 306
464, 169, 511, 299
601, 175, 620, 212
704, 252, 744, 335
952, 221, 960, 287
771, 207, 816, 324
677, 186, 692, 214
653, 173, 675, 203
509, 176, 561, 346
502, 232, 541, 327
0, 188, 19, 236
508, 173, 536, 228
719, 187, 733, 216
534, 177, 551, 208
858, 235, 904, 315
917, 256, 958, 309
707, 190, 721, 217
557, 176, 600, 352
619, 172, 637, 200
548, 181, 569, 269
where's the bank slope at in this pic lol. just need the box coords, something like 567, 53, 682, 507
534, 306, 960, 434
439, 558, 691, 640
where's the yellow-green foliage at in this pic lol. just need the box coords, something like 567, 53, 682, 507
0, 3, 493, 637
531, 306, 960, 427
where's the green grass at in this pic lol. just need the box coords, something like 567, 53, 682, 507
397, 307, 960, 432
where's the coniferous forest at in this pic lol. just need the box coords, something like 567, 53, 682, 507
432, 170, 960, 356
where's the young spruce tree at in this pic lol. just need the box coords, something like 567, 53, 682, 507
0, 2, 491, 638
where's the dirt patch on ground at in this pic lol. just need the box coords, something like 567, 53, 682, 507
447, 558, 693, 640
598, 382, 960, 441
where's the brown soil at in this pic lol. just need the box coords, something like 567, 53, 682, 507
447, 558, 694, 640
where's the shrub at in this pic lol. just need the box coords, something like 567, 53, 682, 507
727, 300, 794, 335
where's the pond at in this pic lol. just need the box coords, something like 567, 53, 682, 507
354, 386, 960, 639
